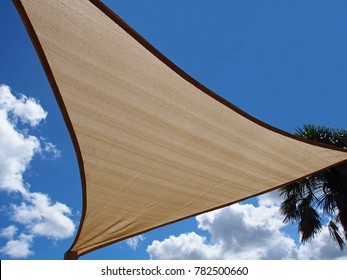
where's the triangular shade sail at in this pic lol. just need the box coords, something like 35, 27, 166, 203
14, 0, 347, 259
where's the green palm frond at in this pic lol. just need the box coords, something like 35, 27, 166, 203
280, 124, 347, 249
298, 196, 322, 242
295, 124, 347, 148
328, 220, 345, 250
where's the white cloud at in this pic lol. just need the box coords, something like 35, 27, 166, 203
39, 138, 61, 160
0, 233, 33, 258
0, 84, 47, 126
297, 226, 347, 260
0, 225, 18, 240
257, 189, 282, 207
11, 192, 75, 240
0, 84, 75, 258
125, 235, 145, 250
0, 84, 46, 194
148, 232, 221, 260
147, 195, 297, 260
147, 191, 347, 260
0, 110, 40, 194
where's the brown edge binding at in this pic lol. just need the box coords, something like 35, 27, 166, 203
12, 0, 86, 260
13, 0, 347, 259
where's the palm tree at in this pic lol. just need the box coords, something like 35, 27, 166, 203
280, 124, 347, 249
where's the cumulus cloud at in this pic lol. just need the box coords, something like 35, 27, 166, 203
147, 191, 347, 260
0, 84, 46, 194
11, 192, 75, 240
0, 115, 39, 194
298, 226, 347, 260
0, 233, 33, 258
257, 190, 282, 207
125, 235, 145, 250
0, 84, 47, 126
0, 225, 18, 240
0, 84, 75, 258
148, 232, 221, 260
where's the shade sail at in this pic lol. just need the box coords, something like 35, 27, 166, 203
14, 0, 347, 259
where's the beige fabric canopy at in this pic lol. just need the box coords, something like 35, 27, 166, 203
14, 0, 347, 259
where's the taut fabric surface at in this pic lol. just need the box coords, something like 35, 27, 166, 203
14, 0, 347, 259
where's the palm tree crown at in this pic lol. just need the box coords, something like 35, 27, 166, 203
280, 124, 347, 250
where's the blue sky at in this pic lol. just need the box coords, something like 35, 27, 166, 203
1, 0, 347, 260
